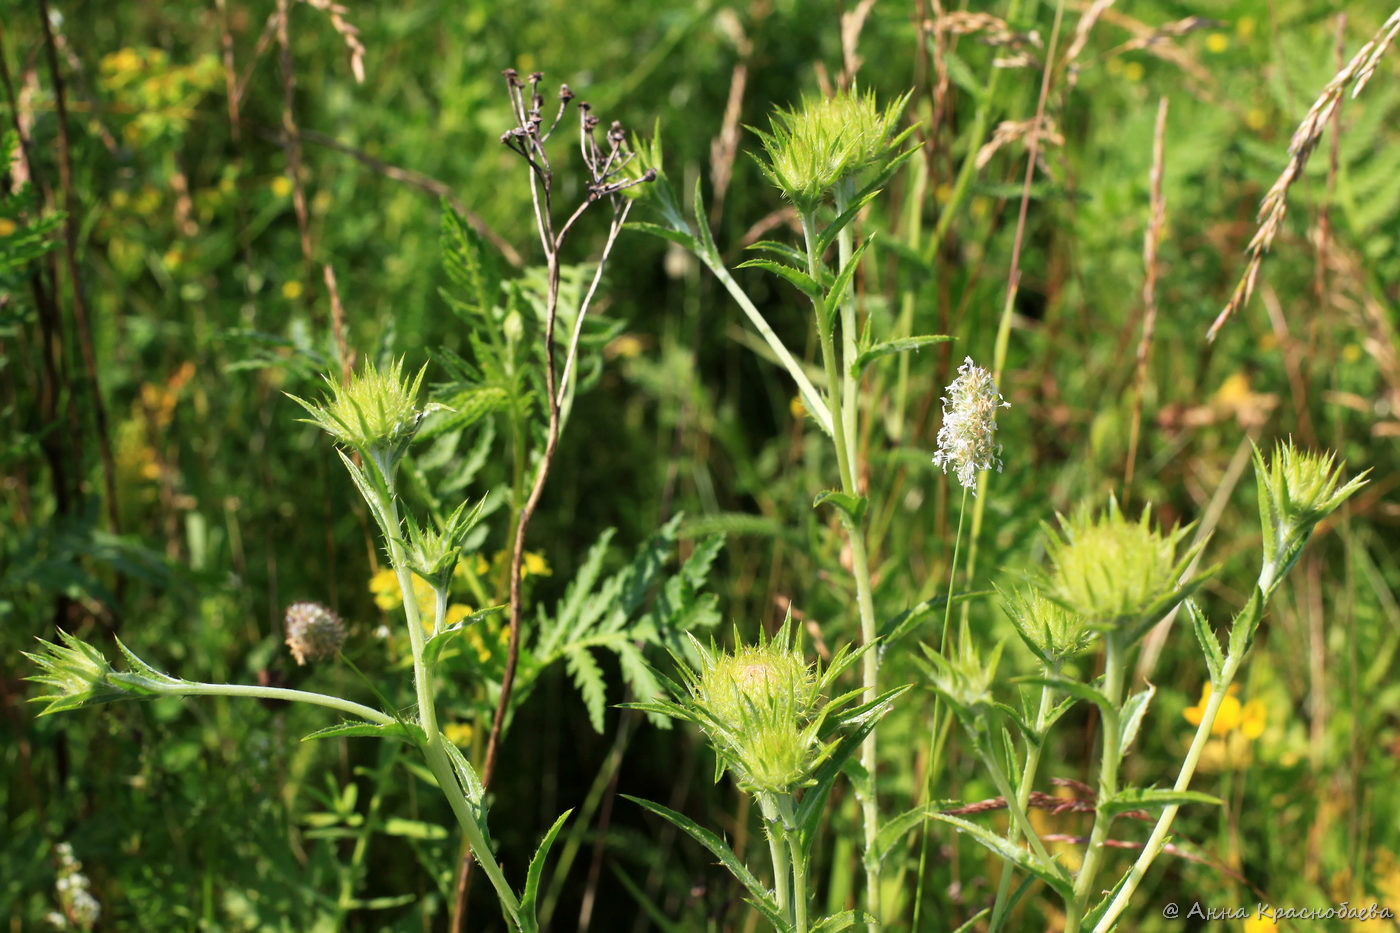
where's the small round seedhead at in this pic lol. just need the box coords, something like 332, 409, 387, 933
753, 87, 911, 211
932, 357, 1009, 495
1044, 496, 1208, 646
284, 602, 346, 666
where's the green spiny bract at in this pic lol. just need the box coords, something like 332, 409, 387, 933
1000, 586, 1094, 667
640, 624, 868, 797
288, 358, 436, 473
751, 87, 912, 212
1254, 439, 1369, 596
1043, 496, 1211, 647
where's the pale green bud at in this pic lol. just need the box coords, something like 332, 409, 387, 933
289, 359, 438, 472
753, 87, 911, 211
1001, 586, 1094, 666
1254, 440, 1368, 595
1044, 496, 1209, 646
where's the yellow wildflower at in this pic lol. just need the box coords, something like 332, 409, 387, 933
1206, 33, 1229, 54
1184, 684, 1266, 740
282, 280, 304, 301
271, 176, 293, 198
442, 721, 474, 748
1124, 61, 1145, 82
443, 604, 474, 628
0, 218, 16, 237
790, 395, 806, 420
369, 567, 436, 618
522, 551, 551, 578
1243, 914, 1277, 933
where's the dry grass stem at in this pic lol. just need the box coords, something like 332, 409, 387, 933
1124, 95, 1168, 498
1209, 6, 1400, 341
974, 116, 1063, 170
298, 0, 366, 84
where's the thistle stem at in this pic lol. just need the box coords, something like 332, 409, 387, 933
1065, 636, 1127, 933
800, 207, 882, 929
1091, 646, 1251, 931
988, 680, 1056, 932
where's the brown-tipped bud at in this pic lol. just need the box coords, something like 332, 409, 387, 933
502, 68, 519, 84
584, 113, 600, 130
529, 71, 544, 83
578, 100, 591, 112
642, 168, 658, 182
608, 121, 625, 142
284, 602, 346, 666
558, 84, 574, 102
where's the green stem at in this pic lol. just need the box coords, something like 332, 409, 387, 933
698, 250, 833, 437
369, 475, 522, 927
913, 485, 968, 930
1090, 648, 1251, 933
759, 795, 792, 922
800, 207, 882, 928
779, 796, 809, 933
988, 680, 1056, 932
139, 680, 395, 725
1065, 637, 1127, 933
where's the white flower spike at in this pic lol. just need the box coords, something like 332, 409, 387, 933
932, 357, 1009, 494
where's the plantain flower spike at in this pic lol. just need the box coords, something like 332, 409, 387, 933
932, 357, 1010, 495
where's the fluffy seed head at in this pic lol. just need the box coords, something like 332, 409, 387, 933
932, 357, 1009, 494
284, 602, 346, 665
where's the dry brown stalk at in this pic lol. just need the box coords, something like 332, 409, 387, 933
1209, 6, 1400, 341
298, 0, 366, 84
1124, 96, 1168, 499
974, 115, 1063, 170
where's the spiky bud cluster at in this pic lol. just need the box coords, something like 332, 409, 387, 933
1001, 586, 1094, 666
932, 357, 1009, 494
634, 625, 872, 799
288, 358, 433, 471
284, 602, 346, 666
1044, 497, 1208, 645
753, 87, 911, 211
1254, 440, 1368, 595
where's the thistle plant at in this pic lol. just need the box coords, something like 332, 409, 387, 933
915, 441, 1366, 933
631, 84, 924, 930
625, 624, 907, 933
23, 69, 665, 932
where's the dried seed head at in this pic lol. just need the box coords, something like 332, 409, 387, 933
284, 602, 346, 665
932, 357, 1009, 494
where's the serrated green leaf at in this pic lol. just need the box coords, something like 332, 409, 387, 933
622, 796, 785, 927
814, 188, 883, 257
1117, 684, 1155, 757
821, 236, 872, 328
852, 334, 953, 375
873, 807, 929, 865
1100, 787, 1220, 818
423, 604, 507, 668
813, 489, 868, 524
565, 646, 608, 734
930, 812, 1074, 900
301, 720, 426, 746
1187, 600, 1224, 684
518, 809, 572, 930
810, 910, 872, 933
1015, 675, 1113, 718
736, 257, 823, 300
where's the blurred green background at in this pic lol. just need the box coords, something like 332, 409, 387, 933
3, 0, 1398, 929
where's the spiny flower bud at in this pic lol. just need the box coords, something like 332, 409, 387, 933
932, 357, 1009, 494
284, 602, 346, 666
